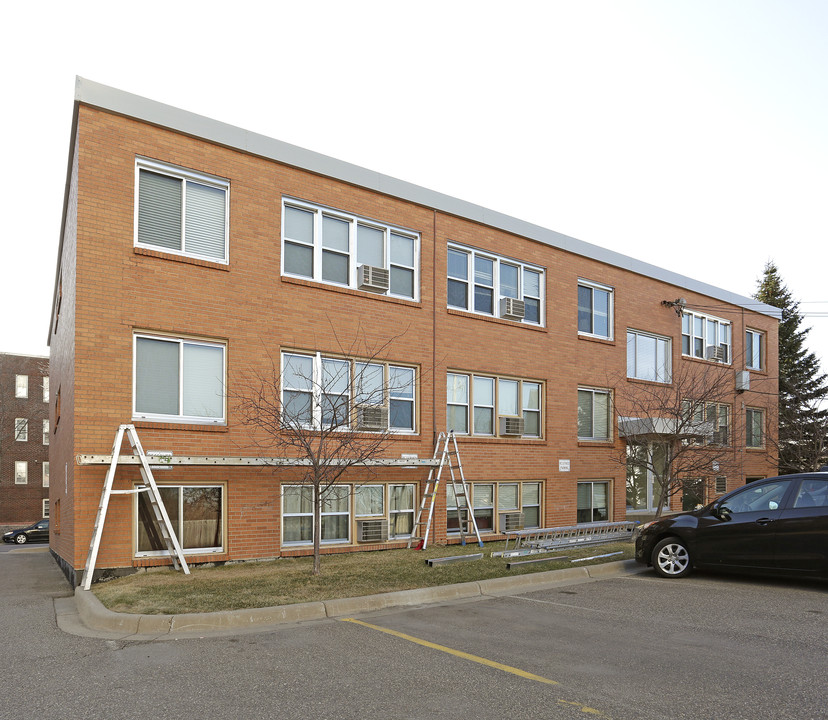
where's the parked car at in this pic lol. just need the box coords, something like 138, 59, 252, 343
635, 471, 828, 579
3, 519, 49, 545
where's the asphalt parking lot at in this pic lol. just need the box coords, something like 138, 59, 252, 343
1, 544, 825, 720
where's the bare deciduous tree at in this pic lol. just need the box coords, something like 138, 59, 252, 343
236, 329, 414, 575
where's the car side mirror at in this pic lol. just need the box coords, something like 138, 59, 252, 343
715, 505, 731, 521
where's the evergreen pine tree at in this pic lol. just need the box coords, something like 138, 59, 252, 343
755, 261, 828, 473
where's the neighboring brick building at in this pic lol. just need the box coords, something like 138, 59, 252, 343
49, 78, 780, 585
0, 353, 50, 531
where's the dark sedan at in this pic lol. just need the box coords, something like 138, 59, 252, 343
635, 471, 828, 579
3, 519, 49, 544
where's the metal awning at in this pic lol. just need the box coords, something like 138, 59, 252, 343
617, 417, 713, 440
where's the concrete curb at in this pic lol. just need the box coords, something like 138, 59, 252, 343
73, 559, 645, 638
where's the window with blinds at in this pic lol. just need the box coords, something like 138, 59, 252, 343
133, 334, 226, 424
135, 159, 228, 262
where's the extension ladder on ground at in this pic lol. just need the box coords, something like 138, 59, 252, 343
81, 424, 189, 590
407, 431, 483, 550
492, 521, 637, 558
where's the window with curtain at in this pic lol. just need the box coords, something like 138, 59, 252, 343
282, 485, 350, 544
137, 485, 223, 554
136, 159, 228, 262
134, 334, 225, 424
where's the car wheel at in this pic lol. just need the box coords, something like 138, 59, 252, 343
651, 536, 692, 578
14, 534, 28, 545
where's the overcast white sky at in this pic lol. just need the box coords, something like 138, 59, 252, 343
2, 0, 826, 373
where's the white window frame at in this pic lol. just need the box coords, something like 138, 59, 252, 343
133, 333, 227, 425
626, 442, 668, 513
43, 499, 50, 518
282, 484, 351, 546
43, 376, 49, 403
447, 243, 544, 325
135, 484, 225, 557
15, 374, 28, 398
577, 280, 614, 340
281, 198, 420, 301
43, 419, 50, 446
282, 352, 417, 433
577, 388, 612, 442
134, 157, 230, 263
745, 329, 763, 371
389, 484, 416, 539
496, 481, 542, 530
682, 310, 732, 364
14, 418, 28, 442
15, 461, 27, 485
447, 372, 543, 438
43, 462, 50, 488
627, 329, 672, 383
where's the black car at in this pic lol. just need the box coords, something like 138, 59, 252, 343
2, 519, 50, 545
635, 471, 828, 579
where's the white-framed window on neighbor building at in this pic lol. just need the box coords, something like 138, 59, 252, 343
681, 311, 731, 363
42, 499, 50, 518
136, 484, 224, 556
447, 372, 542, 438
133, 333, 226, 425
14, 418, 28, 442
745, 329, 763, 371
626, 442, 668, 512
14, 461, 28, 484
627, 330, 671, 383
15, 374, 28, 398
577, 388, 612, 442
578, 280, 613, 339
281, 352, 416, 432
43, 462, 50, 488
43, 419, 50, 445
577, 481, 610, 523
447, 244, 544, 325
282, 485, 351, 545
282, 198, 419, 300
135, 158, 229, 263
43, 376, 49, 403
746, 407, 765, 448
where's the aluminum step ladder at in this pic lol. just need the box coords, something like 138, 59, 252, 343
81, 424, 189, 590
408, 431, 483, 550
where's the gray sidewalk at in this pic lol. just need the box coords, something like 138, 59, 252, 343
62, 559, 646, 640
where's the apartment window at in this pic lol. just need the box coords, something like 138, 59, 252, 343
578, 281, 613, 339
682, 311, 731, 363
135, 158, 229, 262
578, 388, 611, 441
389, 484, 416, 538
133, 334, 226, 424
282, 199, 419, 300
43, 419, 50, 446
354, 485, 384, 517
14, 418, 28, 442
626, 442, 668, 512
746, 408, 764, 448
43, 462, 50, 488
682, 400, 730, 445
497, 481, 541, 529
447, 372, 543, 438
137, 485, 224, 555
15, 374, 28, 398
745, 330, 763, 371
627, 330, 671, 383
447, 483, 494, 533
43, 499, 50, 519
15, 461, 27, 485
577, 481, 609, 523
282, 485, 350, 545
282, 352, 416, 432
447, 244, 544, 324
43, 377, 49, 403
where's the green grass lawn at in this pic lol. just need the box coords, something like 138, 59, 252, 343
91, 540, 635, 615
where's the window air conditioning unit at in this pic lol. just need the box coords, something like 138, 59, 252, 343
499, 297, 525, 320
498, 511, 525, 532
735, 370, 750, 393
357, 265, 390, 293
356, 405, 388, 430
706, 346, 726, 362
357, 518, 389, 543
498, 416, 524, 436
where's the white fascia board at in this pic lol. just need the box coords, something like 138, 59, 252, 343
72, 77, 782, 321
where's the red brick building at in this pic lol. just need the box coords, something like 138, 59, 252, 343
49, 78, 779, 585
0, 353, 50, 530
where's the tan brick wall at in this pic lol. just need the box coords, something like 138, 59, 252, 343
57, 104, 779, 572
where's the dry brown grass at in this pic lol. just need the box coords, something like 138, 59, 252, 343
91, 540, 635, 615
